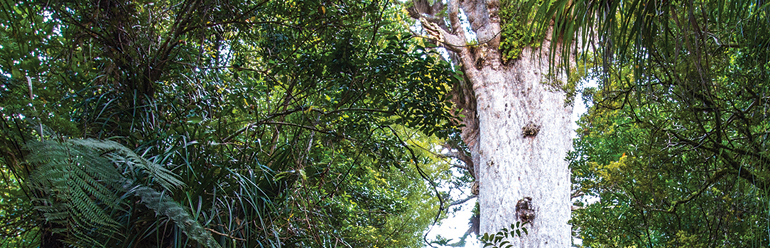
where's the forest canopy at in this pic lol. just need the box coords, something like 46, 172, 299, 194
1, 0, 769, 247
0, 0, 463, 247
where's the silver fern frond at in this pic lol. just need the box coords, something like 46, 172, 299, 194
26, 138, 220, 248
69, 139, 186, 191
127, 184, 221, 248
27, 139, 124, 247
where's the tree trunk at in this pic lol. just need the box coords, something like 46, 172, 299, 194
473, 46, 573, 247
409, 0, 574, 246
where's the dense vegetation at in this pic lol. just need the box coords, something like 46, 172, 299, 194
550, 0, 770, 246
0, 0, 462, 247
2, 0, 769, 247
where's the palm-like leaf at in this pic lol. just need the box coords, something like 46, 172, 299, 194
541, 0, 769, 72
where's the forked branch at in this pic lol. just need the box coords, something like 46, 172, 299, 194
408, 0, 469, 53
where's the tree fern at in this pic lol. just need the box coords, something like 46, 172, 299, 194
26, 138, 220, 248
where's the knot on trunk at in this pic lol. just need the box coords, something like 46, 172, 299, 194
471, 44, 488, 70
516, 197, 535, 223
522, 123, 540, 138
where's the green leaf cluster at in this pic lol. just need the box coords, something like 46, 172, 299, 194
566, 0, 770, 246
499, 0, 552, 61
479, 222, 528, 248
0, 0, 460, 247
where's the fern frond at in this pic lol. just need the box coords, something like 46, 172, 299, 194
26, 139, 125, 246
26, 138, 219, 248
128, 184, 222, 248
65, 212, 111, 248
69, 139, 185, 191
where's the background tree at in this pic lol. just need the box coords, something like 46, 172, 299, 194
0, 0, 461, 247
556, 0, 770, 246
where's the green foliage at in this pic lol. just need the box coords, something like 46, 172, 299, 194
566, 0, 770, 246
128, 185, 221, 248
26, 138, 219, 248
499, 0, 551, 61
480, 222, 528, 248
0, 160, 39, 248
27, 139, 124, 247
0, 0, 460, 247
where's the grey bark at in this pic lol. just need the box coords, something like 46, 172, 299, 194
409, 0, 574, 247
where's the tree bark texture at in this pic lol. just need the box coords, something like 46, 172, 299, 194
474, 46, 573, 247
409, 0, 574, 246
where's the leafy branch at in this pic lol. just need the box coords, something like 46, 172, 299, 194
480, 222, 528, 248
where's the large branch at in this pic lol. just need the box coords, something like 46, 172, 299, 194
459, 0, 500, 46
450, 195, 478, 207
418, 17, 466, 52
406, 0, 445, 20
409, 0, 471, 54
408, 0, 481, 181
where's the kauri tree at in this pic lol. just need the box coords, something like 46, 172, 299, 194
407, 0, 576, 246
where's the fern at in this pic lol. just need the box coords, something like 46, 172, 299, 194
26, 138, 220, 248
128, 184, 221, 248
68, 139, 185, 191
28, 139, 124, 247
